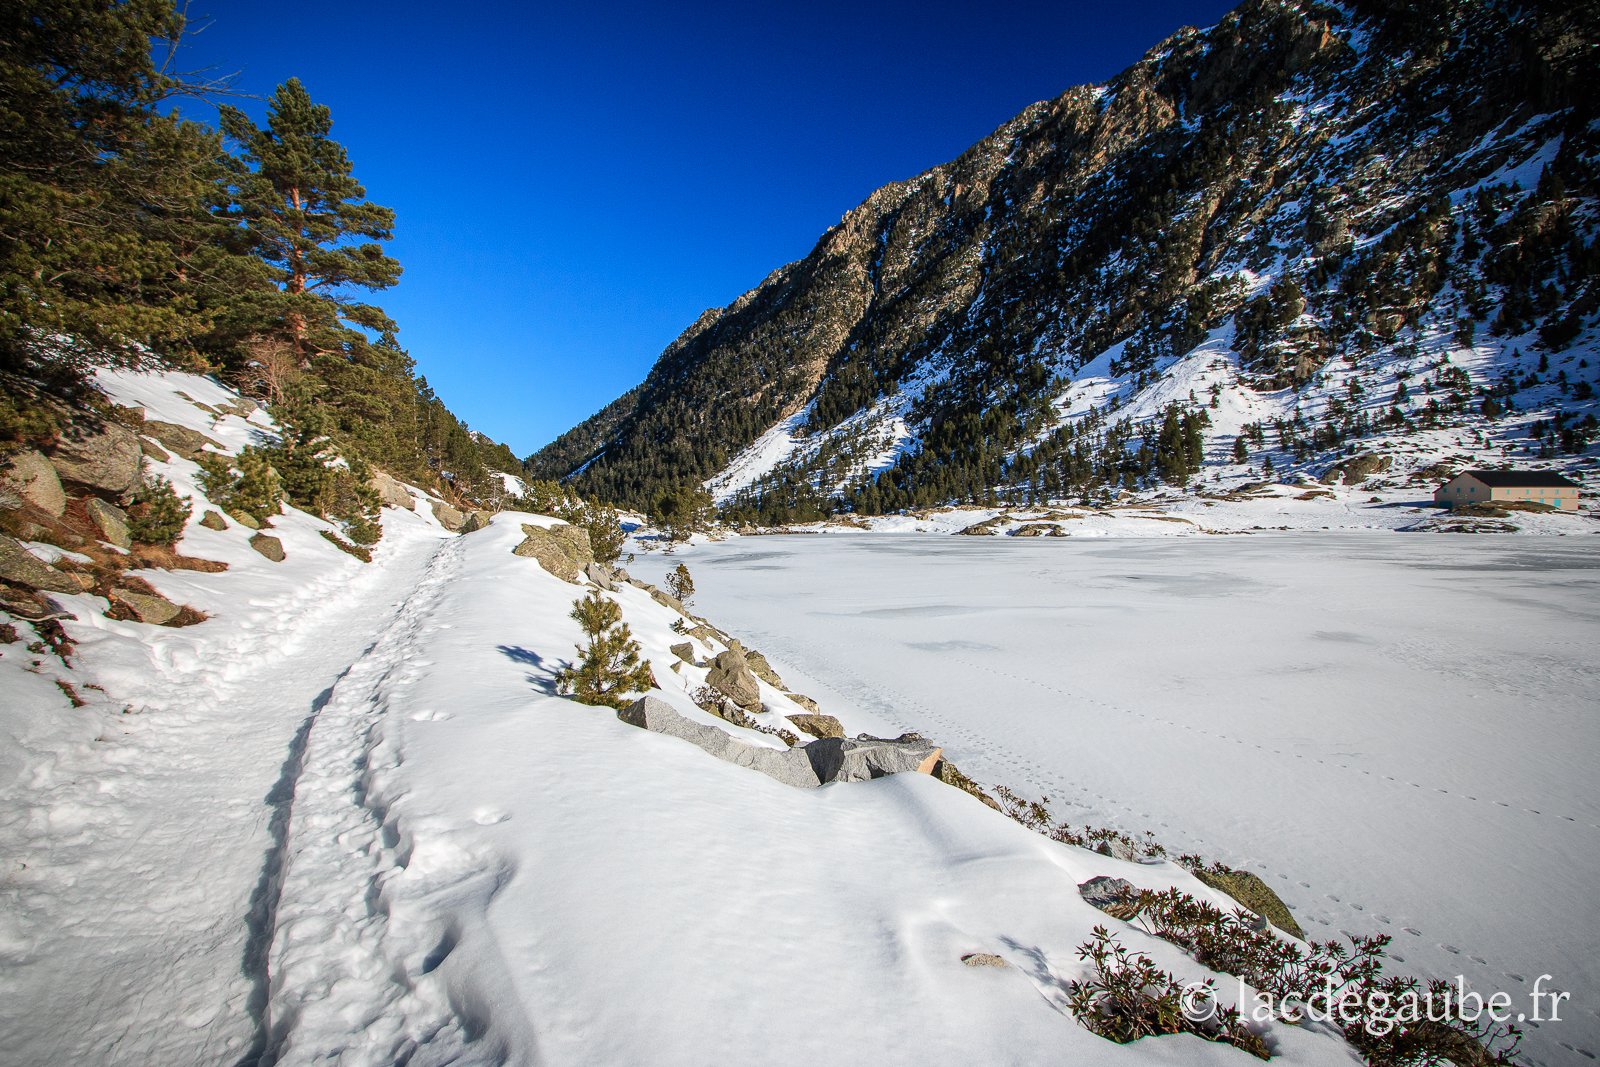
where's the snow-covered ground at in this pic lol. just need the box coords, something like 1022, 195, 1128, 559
5, 369, 1594, 1066
633, 532, 1600, 1066
2, 370, 1377, 1067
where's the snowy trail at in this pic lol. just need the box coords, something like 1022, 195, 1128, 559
635, 533, 1600, 1066
258, 531, 519, 1066
0, 522, 453, 1065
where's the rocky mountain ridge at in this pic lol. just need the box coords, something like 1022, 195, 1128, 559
530, 0, 1599, 523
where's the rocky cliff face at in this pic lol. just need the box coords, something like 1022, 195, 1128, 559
530, 0, 1599, 518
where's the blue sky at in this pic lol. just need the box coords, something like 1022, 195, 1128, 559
175, 1, 1234, 456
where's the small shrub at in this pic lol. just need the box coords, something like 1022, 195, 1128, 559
1067, 925, 1267, 1058
666, 562, 695, 606
126, 476, 191, 546
556, 592, 655, 709
198, 447, 282, 523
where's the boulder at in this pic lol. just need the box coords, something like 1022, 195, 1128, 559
46, 419, 141, 496
804, 733, 942, 784
584, 562, 615, 590
512, 522, 593, 582
229, 508, 262, 530
686, 623, 721, 644
1011, 523, 1063, 537
1078, 876, 1141, 919
139, 438, 171, 463
370, 471, 414, 510
648, 586, 687, 614
669, 641, 696, 664
112, 588, 181, 626
1192, 867, 1305, 939
960, 953, 1008, 969
618, 696, 822, 789
785, 692, 821, 713
460, 510, 493, 533
85, 497, 132, 549
786, 712, 844, 739
431, 499, 467, 530
1321, 452, 1392, 485
745, 650, 784, 688
199, 510, 227, 531
0, 534, 81, 594
249, 533, 286, 562
706, 648, 761, 709
0, 450, 66, 516
140, 420, 219, 460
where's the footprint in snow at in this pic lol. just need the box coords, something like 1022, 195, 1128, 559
1403, 927, 1421, 937
410, 709, 452, 722
472, 810, 510, 825
1441, 944, 1461, 955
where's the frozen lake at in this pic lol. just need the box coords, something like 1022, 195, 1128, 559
637, 532, 1600, 1063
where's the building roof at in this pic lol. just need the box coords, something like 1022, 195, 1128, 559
1456, 470, 1582, 488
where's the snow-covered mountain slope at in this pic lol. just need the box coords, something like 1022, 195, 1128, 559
531, 0, 1599, 522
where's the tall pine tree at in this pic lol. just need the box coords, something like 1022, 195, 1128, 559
219, 79, 401, 364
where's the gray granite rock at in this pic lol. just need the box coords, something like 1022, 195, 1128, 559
0, 535, 80, 593
804, 733, 942, 783
47, 419, 141, 496
0, 450, 66, 516
512, 522, 593, 582
706, 648, 761, 709
249, 533, 285, 562
85, 497, 131, 549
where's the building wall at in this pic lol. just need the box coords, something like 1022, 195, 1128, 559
1435, 476, 1581, 511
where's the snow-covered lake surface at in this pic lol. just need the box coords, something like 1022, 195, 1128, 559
635, 533, 1600, 1061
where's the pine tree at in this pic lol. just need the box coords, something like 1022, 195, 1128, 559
0, 0, 264, 384
219, 79, 401, 363
556, 593, 655, 709
666, 563, 694, 606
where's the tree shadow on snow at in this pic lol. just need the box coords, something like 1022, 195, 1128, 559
496, 644, 564, 696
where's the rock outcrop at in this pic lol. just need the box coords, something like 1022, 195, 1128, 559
140, 420, 219, 460
1078, 876, 1141, 919
744, 650, 784, 688
431, 499, 466, 531
785, 712, 845, 739
46, 419, 141, 497
85, 498, 131, 549
369, 471, 414, 509
1192, 866, 1305, 939
0, 451, 66, 516
618, 696, 946, 790
0, 535, 81, 594
512, 522, 593, 582
618, 696, 822, 789
1320, 453, 1392, 485
705, 648, 761, 709
803, 733, 942, 783
249, 533, 286, 562
111, 588, 181, 626
583, 562, 615, 590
